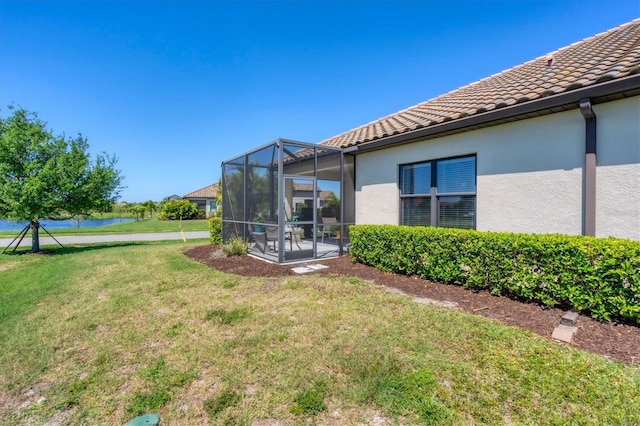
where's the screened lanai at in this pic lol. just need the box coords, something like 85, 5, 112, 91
221, 138, 355, 263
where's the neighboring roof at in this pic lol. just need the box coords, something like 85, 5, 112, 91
184, 183, 219, 199
293, 183, 315, 192
319, 19, 640, 151
318, 190, 335, 202
291, 183, 335, 201
165, 194, 182, 200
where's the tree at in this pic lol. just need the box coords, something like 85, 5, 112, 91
142, 200, 156, 218
123, 202, 145, 222
0, 107, 123, 252
133, 204, 147, 221
322, 191, 341, 219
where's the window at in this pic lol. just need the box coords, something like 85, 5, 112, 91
399, 155, 476, 229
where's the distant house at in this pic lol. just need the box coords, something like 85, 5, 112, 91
292, 184, 336, 210
164, 194, 182, 201
183, 183, 219, 217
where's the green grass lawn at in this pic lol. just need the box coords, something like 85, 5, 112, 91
0, 217, 209, 238
1, 241, 638, 425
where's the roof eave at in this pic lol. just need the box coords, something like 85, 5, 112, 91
343, 74, 640, 154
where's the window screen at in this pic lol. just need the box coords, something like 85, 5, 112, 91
400, 162, 431, 195
402, 196, 431, 226
437, 156, 476, 194
400, 155, 476, 229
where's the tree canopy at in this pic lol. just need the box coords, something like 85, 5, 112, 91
0, 106, 123, 252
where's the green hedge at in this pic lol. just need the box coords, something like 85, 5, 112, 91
349, 225, 640, 324
208, 217, 222, 245
158, 199, 199, 220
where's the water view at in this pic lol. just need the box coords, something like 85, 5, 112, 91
0, 218, 134, 231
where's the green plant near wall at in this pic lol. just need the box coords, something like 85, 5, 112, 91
253, 214, 265, 232
208, 217, 222, 244
349, 225, 640, 324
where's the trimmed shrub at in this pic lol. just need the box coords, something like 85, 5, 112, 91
349, 225, 640, 324
208, 217, 222, 245
158, 199, 199, 220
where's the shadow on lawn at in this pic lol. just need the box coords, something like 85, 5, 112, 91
2, 241, 146, 256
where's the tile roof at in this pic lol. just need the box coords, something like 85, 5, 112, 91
319, 19, 640, 149
318, 190, 335, 202
293, 183, 314, 192
291, 184, 336, 201
183, 183, 219, 199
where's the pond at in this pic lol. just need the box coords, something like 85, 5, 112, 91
0, 217, 135, 231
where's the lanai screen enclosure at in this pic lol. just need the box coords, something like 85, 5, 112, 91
222, 139, 355, 263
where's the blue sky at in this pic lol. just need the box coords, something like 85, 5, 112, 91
1, 1, 638, 202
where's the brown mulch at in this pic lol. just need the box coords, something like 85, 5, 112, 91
184, 245, 640, 367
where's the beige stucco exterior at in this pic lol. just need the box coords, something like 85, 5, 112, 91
594, 97, 640, 240
354, 96, 640, 240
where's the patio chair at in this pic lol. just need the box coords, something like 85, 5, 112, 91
319, 217, 336, 243
249, 224, 268, 253
287, 225, 302, 250
266, 224, 302, 251
265, 225, 278, 251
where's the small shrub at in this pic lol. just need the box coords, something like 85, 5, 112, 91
221, 237, 249, 257
158, 199, 199, 220
209, 217, 222, 244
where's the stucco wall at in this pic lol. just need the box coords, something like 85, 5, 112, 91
476, 111, 584, 235
594, 97, 640, 240
354, 96, 639, 240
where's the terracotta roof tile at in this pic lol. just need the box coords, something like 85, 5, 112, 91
319, 19, 640, 149
293, 183, 314, 192
183, 183, 219, 199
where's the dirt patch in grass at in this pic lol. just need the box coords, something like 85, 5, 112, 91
184, 244, 640, 367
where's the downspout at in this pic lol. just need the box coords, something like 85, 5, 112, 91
579, 98, 596, 237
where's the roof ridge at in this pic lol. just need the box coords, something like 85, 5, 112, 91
396, 18, 640, 114
319, 18, 640, 148
183, 182, 219, 198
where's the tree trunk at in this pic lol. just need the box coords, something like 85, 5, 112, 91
30, 220, 40, 253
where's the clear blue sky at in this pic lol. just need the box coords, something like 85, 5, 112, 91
1, 1, 638, 202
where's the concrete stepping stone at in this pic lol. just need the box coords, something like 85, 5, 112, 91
292, 264, 329, 274
552, 324, 577, 343
560, 309, 579, 326
552, 310, 580, 343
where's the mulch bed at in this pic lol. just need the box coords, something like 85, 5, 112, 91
184, 244, 640, 366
